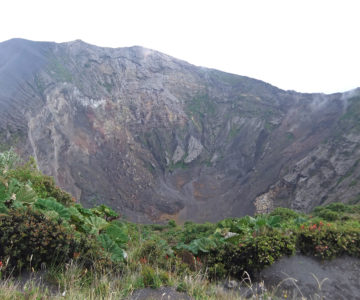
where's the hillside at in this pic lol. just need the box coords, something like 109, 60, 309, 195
1, 38, 360, 222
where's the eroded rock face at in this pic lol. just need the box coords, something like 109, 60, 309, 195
0, 38, 360, 222
184, 136, 203, 163
172, 145, 185, 164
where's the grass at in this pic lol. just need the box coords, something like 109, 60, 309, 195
0, 265, 332, 299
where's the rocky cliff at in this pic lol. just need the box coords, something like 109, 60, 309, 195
1, 38, 359, 222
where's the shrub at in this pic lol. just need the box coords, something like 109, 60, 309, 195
168, 219, 177, 228
297, 222, 360, 259
0, 208, 86, 273
134, 238, 173, 268
205, 231, 296, 279
317, 209, 339, 221
325, 202, 348, 212
312, 202, 358, 221
270, 207, 300, 221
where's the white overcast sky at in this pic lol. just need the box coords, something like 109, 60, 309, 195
1, 0, 360, 94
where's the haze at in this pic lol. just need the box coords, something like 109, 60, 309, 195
1, 0, 359, 94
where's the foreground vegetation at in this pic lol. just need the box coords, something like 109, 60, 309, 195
1, 150, 360, 299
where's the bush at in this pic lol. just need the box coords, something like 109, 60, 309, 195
312, 202, 358, 221
325, 202, 348, 213
0, 208, 87, 273
134, 238, 173, 269
206, 232, 296, 279
297, 222, 360, 259
317, 209, 340, 221
270, 207, 300, 221
168, 219, 177, 228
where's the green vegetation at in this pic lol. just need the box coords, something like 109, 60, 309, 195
0, 150, 125, 276
185, 94, 217, 133
48, 55, 73, 82
167, 159, 188, 172
186, 95, 216, 118
2, 149, 360, 298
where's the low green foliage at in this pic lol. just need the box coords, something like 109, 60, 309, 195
181, 221, 217, 243
269, 207, 301, 220
176, 236, 221, 255
133, 237, 174, 269
316, 209, 339, 221
0, 208, 87, 273
140, 265, 169, 288
2, 149, 360, 297
0, 150, 127, 275
297, 221, 360, 259
206, 231, 296, 278
98, 233, 126, 263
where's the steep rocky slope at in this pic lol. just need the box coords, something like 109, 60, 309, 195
0, 38, 359, 222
